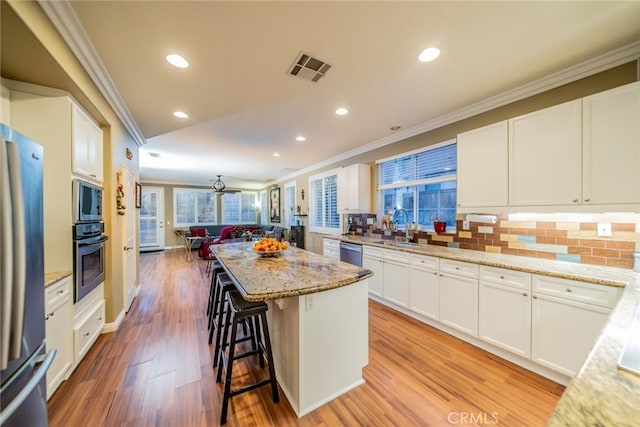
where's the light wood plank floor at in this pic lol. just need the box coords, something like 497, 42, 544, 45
48, 250, 564, 426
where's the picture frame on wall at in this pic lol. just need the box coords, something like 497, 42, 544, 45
270, 186, 280, 223
135, 182, 142, 208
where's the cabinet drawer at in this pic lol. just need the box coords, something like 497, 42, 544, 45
410, 253, 439, 270
440, 259, 478, 278
323, 238, 340, 250
363, 245, 384, 258
46, 276, 72, 311
532, 275, 620, 308
383, 249, 410, 264
479, 266, 531, 290
74, 300, 105, 361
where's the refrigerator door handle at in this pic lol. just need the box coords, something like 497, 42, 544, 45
5, 141, 27, 361
0, 138, 14, 370
0, 348, 56, 425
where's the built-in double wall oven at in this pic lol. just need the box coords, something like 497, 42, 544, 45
72, 180, 108, 303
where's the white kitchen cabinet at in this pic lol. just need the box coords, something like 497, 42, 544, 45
531, 275, 618, 377
322, 238, 340, 260
74, 299, 105, 362
382, 250, 410, 308
337, 163, 371, 213
582, 81, 640, 205
478, 266, 532, 358
457, 121, 508, 209
409, 254, 440, 320
439, 260, 479, 337
72, 104, 103, 184
509, 99, 582, 206
44, 276, 74, 399
362, 246, 384, 297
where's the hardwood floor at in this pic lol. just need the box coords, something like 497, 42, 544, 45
48, 250, 564, 426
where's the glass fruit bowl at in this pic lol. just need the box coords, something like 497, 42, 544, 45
250, 248, 286, 257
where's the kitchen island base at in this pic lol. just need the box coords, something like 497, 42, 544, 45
267, 279, 369, 417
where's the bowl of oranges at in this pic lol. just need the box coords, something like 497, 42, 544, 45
251, 237, 289, 257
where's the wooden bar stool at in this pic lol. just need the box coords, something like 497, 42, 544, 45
216, 290, 279, 424
209, 272, 235, 348
206, 260, 224, 324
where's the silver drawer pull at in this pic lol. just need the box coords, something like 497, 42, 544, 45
455, 267, 459, 270
566, 288, 573, 293
84, 332, 90, 337
500, 275, 505, 279
522, 293, 528, 297
57, 290, 64, 295
45, 312, 54, 320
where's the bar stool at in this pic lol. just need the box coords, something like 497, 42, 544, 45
216, 290, 279, 424
206, 260, 224, 324
209, 273, 236, 349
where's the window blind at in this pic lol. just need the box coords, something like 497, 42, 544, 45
174, 188, 216, 226
309, 171, 339, 233
377, 142, 457, 189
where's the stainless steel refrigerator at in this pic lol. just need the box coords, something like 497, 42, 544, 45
1, 124, 56, 426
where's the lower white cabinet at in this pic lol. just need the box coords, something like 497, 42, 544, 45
383, 254, 410, 308
362, 247, 384, 297
439, 272, 479, 337
323, 238, 340, 260
74, 299, 105, 362
531, 275, 616, 377
44, 277, 73, 399
409, 254, 440, 320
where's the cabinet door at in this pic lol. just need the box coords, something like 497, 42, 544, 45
509, 100, 582, 206
531, 293, 609, 376
439, 272, 478, 336
337, 164, 370, 213
45, 280, 73, 400
583, 82, 640, 205
409, 265, 439, 320
87, 121, 103, 183
383, 259, 410, 308
457, 121, 508, 209
72, 104, 91, 178
323, 238, 340, 260
363, 254, 384, 297
479, 281, 531, 358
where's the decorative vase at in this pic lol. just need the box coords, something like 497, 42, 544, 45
433, 221, 446, 233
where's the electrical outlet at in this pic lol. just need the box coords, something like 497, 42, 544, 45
597, 223, 612, 237
463, 220, 470, 230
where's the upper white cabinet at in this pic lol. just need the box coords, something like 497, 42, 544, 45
457, 121, 508, 209
337, 163, 371, 213
72, 104, 103, 184
509, 100, 583, 206
582, 81, 640, 205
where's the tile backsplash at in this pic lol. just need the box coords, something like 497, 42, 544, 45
353, 212, 640, 270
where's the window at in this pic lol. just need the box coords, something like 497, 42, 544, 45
377, 140, 457, 229
259, 190, 268, 224
221, 192, 257, 224
173, 188, 216, 227
284, 182, 296, 226
309, 170, 339, 234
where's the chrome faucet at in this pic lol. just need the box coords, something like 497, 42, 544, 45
392, 208, 411, 241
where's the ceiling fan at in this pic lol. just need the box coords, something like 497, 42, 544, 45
210, 175, 240, 195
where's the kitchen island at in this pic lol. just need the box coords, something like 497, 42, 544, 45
213, 242, 373, 417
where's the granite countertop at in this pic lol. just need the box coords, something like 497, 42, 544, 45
45, 270, 72, 287
326, 234, 640, 426
213, 242, 372, 302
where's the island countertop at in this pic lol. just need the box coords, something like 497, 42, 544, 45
213, 242, 372, 302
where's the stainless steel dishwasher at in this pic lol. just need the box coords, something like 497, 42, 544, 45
339, 242, 363, 266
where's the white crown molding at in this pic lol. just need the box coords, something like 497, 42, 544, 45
37, 0, 146, 147
273, 40, 640, 186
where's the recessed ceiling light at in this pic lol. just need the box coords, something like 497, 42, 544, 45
296, 136, 306, 142
418, 47, 440, 63
335, 107, 349, 116
273, 152, 281, 157
173, 111, 188, 119
166, 54, 189, 68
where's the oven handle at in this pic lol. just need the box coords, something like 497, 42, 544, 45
76, 235, 109, 246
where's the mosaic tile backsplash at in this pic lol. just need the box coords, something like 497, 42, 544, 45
352, 212, 640, 270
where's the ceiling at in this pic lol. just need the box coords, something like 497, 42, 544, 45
25, 2, 640, 188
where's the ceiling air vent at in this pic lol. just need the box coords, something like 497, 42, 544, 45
287, 51, 332, 83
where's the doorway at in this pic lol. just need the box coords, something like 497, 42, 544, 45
139, 186, 165, 252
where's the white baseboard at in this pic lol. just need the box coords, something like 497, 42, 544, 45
102, 309, 125, 333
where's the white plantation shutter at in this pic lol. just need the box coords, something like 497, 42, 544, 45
222, 192, 257, 224
309, 170, 339, 233
174, 188, 216, 226
260, 191, 268, 224
284, 182, 296, 226
240, 193, 256, 223
376, 140, 457, 229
